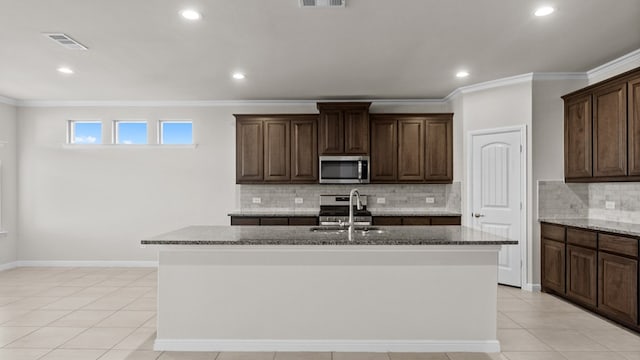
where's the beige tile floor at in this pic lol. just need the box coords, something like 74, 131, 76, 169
1, 267, 639, 360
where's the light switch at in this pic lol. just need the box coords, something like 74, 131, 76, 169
377, 197, 386, 204
426, 197, 435, 204
295, 197, 304, 204
252, 197, 262, 204
605, 201, 615, 209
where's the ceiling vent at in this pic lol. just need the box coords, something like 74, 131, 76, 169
43, 33, 88, 50
300, 0, 345, 8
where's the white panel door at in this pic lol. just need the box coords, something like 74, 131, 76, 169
471, 130, 522, 287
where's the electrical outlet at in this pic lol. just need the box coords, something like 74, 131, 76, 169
605, 201, 615, 209
294, 197, 304, 204
376, 197, 386, 204
425, 197, 435, 204
252, 197, 261, 204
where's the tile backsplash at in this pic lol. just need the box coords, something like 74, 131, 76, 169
236, 182, 461, 213
539, 180, 640, 223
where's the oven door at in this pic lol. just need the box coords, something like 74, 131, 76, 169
319, 156, 370, 184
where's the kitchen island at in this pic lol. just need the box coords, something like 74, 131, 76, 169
142, 225, 515, 353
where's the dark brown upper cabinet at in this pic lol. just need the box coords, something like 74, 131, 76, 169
563, 66, 640, 182
236, 117, 264, 183
629, 75, 640, 176
317, 102, 370, 155
425, 118, 453, 181
397, 118, 425, 181
564, 94, 592, 179
263, 119, 290, 182
235, 114, 317, 184
593, 82, 627, 177
370, 114, 453, 184
370, 117, 397, 182
291, 117, 318, 183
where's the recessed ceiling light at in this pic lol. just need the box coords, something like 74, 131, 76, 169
232, 73, 246, 80
534, 6, 555, 16
456, 71, 469, 78
180, 9, 202, 20
57, 67, 74, 74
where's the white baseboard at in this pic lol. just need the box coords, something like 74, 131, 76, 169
154, 339, 501, 353
4, 260, 157, 269
0, 261, 18, 271
522, 283, 541, 292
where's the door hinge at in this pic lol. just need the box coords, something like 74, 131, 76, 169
520, 202, 523, 210
520, 144, 523, 153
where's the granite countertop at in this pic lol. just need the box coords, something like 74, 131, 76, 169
539, 218, 640, 238
228, 209, 461, 217
141, 225, 516, 246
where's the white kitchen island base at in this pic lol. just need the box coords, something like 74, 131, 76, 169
153, 245, 501, 353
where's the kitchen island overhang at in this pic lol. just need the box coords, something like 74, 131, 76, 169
142, 225, 516, 353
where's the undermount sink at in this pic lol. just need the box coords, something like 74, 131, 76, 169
309, 226, 384, 234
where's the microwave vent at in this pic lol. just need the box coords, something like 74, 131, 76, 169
299, 0, 345, 8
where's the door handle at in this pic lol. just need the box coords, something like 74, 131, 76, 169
474, 213, 485, 218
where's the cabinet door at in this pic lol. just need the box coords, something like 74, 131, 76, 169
564, 95, 592, 179
263, 119, 290, 182
370, 117, 397, 182
318, 110, 344, 155
593, 82, 627, 177
629, 76, 640, 176
542, 238, 565, 294
425, 117, 453, 182
566, 245, 597, 308
344, 109, 370, 154
598, 252, 637, 326
236, 118, 264, 183
397, 119, 425, 181
291, 118, 318, 183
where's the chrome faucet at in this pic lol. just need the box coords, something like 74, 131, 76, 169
348, 188, 363, 228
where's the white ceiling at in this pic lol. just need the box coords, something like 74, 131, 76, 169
0, 0, 639, 101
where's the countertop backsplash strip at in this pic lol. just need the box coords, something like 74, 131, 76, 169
236, 182, 461, 215
539, 180, 640, 224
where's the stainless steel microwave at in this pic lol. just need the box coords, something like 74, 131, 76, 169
319, 156, 370, 184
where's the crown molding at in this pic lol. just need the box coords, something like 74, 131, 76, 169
0, 95, 17, 106
444, 73, 535, 102
532, 72, 588, 81
587, 48, 640, 81
17, 98, 448, 108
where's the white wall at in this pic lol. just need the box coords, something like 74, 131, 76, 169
531, 78, 587, 283
455, 80, 534, 285
0, 102, 18, 266
16, 102, 449, 262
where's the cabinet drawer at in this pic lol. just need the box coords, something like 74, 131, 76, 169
403, 217, 431, 225
567, 228, 597, 249
259, 217, 289, 226
600, 233, 638, 258
541, 223, 565, 242
430, 216, 461, 225
373, 217, 403, 226
230, 217, 260, 226
288, 217, 318, 226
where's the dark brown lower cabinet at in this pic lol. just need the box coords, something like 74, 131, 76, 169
542, 238, 565, 295
598, 252, 638, 326
372, 216, 461, 226
541, 221, 640, 332
230, 216, 318, 226
566, 245, 597, 308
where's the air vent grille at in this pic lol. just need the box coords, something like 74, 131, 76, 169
300, 0, 345, 8
43, 33, 88, 50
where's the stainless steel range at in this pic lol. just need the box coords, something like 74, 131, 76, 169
318, 194, 372, 226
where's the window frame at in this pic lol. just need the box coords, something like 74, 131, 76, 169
158, 120, 193, 145
112, 120, 148, 145
67, 120, 103, 145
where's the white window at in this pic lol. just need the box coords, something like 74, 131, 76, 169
114, 121, 148, 144
159, 121, 193, 144
68, 120, 102, 144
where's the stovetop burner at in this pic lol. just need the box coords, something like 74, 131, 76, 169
318, 194, 372, 225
